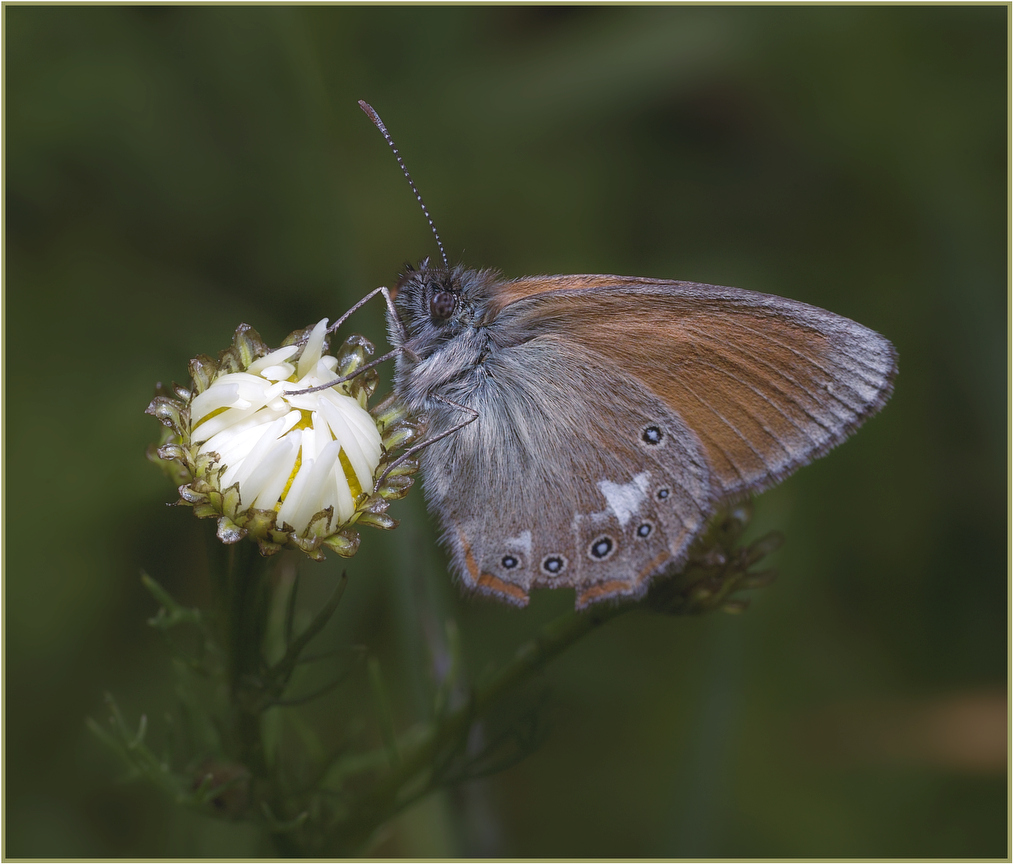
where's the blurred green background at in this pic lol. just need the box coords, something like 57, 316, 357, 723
6, 5, 1008, 859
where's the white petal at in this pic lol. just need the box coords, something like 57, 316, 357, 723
200, 416, 270, 462
296, 319, 329, 380
279, 387, 322, 413
191, 383, 244, 425
319, 400, 375, 492
338, 394, 384, 464
326, 458, 356, 524
249, 434, 301, 510
194, 403, 287, 447
248, 345, 299, 375
218, 425, 281, 487
314, 357, 339, 385
286, 439, 343, 535
321, 390, 382, 466
257, 362, 297, 382
200, 406, 285, 451
191, 372, 272, 422
232, 413, 301, 490
276, 452, 315, 532
301, 422, 321, 461
263, 381, 295, 412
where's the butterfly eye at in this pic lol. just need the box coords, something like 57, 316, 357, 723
429, 290, 457, 320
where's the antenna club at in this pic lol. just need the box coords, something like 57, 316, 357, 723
358, 100, 387, 135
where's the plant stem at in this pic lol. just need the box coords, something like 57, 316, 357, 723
334, 600, 631, 854
216, 540, 272, 778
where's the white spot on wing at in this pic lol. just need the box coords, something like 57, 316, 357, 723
598, 472, 651, 527
505, 530, 532, 555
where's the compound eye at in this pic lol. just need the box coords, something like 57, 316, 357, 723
429, 290, 456, 320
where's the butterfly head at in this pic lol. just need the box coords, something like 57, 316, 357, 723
389, 258, 502, 357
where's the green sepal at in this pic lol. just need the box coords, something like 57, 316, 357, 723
216, 516, 246, 544
323, 529, 361, 557
356, 512, 398, 531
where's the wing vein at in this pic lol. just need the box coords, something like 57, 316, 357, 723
678, 321, 840, 433
723, 315, 887, 393
673, 377, 769, 486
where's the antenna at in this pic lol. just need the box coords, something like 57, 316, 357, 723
358, 100, 449, 270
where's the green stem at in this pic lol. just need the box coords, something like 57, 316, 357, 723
212, 539, 272, 779
267, 572, 348, 701
334, 600, 631, 854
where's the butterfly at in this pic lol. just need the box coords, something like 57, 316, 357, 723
357, 101, 897, 610
382, 261, 895, 609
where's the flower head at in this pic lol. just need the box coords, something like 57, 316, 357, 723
147, 320, 419, 560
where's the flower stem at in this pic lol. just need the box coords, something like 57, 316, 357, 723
333, 600, 631, 854
212, 539, 272, 779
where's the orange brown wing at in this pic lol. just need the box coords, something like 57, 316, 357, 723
492, 275, 897, 499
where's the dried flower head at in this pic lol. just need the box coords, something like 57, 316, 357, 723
146, 320, 419, 560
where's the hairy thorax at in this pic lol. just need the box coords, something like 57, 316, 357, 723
393, 325, 493, 416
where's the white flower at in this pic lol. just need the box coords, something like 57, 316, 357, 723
190, 319, 382, 536
147, 319, 419, 560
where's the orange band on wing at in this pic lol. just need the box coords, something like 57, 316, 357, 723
477, 572, 529, 603
637, 551, 670, 584
577, 580, 631, 606
457, 529, 528, 604
457, 529, 480, 583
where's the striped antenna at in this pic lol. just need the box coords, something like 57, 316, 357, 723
358, 100, 449, 270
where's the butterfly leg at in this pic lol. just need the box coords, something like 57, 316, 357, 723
287, 347, 407, 396
374, 395, 479, 490
288, 285, 421, 396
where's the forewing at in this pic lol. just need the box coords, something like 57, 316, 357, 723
494, 275, 897, 499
